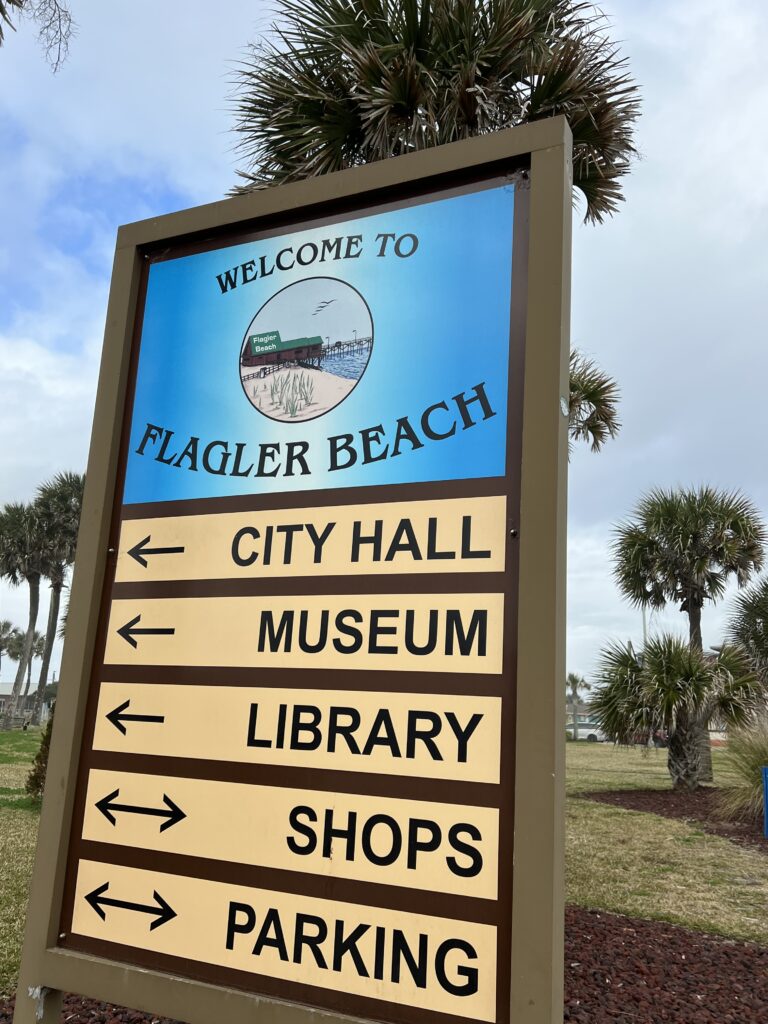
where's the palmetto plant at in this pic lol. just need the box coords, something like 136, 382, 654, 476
590, 634, 760, 790
231, 0, 641, 224
568, 348, 620, 454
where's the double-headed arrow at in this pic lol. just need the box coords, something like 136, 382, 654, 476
117, 614, 175, 649
127, 535, 185, 569
85, 882, 176, 931
96, 788, 186, 832
106, 699, 164, 735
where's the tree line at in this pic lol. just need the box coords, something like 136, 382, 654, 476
0, 471, 83, 729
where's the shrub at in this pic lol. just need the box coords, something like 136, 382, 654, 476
718, 721, 768, 823
25, 711, 54, 800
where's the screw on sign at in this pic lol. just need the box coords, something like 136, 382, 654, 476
13, 121, 570, 1024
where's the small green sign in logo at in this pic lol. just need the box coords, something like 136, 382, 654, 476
249, 330, 282, 355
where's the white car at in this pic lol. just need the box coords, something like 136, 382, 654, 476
568, 720, 608, 743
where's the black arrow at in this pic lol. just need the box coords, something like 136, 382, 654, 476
117, 614, 175, 649
128, 535, 185, 569
96, 789, 186, 832
85, 882, 177, 931
106, 699, 165, 735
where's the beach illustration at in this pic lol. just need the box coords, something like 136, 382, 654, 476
239, 277, 373, 422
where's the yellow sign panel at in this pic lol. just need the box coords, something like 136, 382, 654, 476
103, 593, 505, 674
115, 495, 507, 582
93, 684, 502, 783
83, 770, 500, 899
72, 859, 497, 1022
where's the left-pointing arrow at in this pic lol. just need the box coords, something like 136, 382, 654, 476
128, 535, 185, 569
117, 614, 175, 649
85, 882, 177, 930
95, 789, 186, 832
106, 699, 165, 735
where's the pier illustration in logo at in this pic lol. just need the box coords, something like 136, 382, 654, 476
239, 277, 373, 422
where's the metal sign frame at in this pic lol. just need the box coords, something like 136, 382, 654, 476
14, 117, 571, 1024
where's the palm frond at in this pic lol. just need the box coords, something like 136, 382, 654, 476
229, 0, 641, 223
568, 348, 621, 453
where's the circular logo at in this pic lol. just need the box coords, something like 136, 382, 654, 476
239, 277, 373, 423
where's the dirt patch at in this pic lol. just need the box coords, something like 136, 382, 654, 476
2, 908, 767, 1023
564, 906, 768, 1023
0, 994, 183, 1023
585, 787, 768, 853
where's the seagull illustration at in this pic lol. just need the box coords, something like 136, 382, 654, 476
313, 299, 336, 315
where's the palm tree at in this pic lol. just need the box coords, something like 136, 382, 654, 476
613, 487, 766, 780
21, 630, 45, 699
0, 502, 47, 728
568, 349, 620, 454
614, 488, 766, 653
2, 625, 24, 671
231, 0, 641, 224
31, 471, 84, 724
589, 634, 760, 790
726, 577, 768, 682
0, 619, 15, 677
566, 670, 590, 735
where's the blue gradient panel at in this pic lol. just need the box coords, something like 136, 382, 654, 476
123, 183, 515, 504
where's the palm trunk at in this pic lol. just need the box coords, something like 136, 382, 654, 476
2, 574, 40, 729
32, 581, 61, 726
687, 601, 713, 783
667, 719, 701, 790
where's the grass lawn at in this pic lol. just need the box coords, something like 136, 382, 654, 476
566, 741, 768, 944
0, 733, 766, 997
0, 728, 41, 996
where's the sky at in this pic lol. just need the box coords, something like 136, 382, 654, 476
1, 0, 767, 691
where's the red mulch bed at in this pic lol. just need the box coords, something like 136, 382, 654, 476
586, 787, 768, 853
2, 907, 768, 1024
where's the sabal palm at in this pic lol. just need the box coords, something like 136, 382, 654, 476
2, 626, 24, 666
0, 619, 15, 672
590, 634, 760, 790
21, 630, 46, 698
231, 0, 640, 224
613, 487, 766, 653
0, 502, 46, 727
32, 471, 84, 723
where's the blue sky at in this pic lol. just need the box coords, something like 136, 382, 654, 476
2, 0, 768, 688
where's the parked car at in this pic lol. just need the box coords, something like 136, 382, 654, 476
567, 718, 608, 743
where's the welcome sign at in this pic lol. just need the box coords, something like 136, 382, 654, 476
15, 122, 571, 1024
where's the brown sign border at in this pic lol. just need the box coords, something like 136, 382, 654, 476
13, 119, 571, 1024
